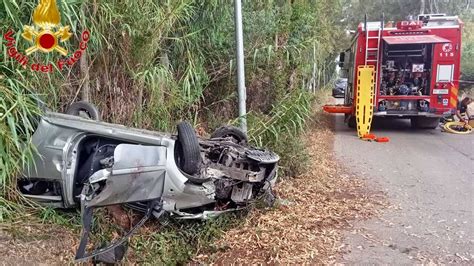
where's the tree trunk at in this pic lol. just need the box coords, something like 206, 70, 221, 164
323, 63, 326, 86
137, 81, 143, 126
420, 0, 425, 14
80, 51, 90, 102
274, 34, 278, 51
433, 0, 439, 13
288, 70, 297, 91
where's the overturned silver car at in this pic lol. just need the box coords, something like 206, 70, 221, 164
19, 102, 279, 262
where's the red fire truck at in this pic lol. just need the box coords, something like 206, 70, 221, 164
330, 14, 463, 129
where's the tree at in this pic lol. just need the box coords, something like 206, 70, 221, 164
343, 0, 472, 30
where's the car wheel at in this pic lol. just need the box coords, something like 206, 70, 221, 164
66, 101, 101, 121
210, 125, 248, 145
176, 121, 201, 175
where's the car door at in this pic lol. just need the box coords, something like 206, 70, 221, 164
76, 144, 167, 263
82, 144, 167, 207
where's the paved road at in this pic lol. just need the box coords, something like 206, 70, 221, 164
333, 110, 474, 263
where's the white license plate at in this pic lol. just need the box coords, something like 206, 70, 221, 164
433, 89, 449, 94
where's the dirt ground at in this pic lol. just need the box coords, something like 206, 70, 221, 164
0, 221, 76, 264
194, 111, 387, 264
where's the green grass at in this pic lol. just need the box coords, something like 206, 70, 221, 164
0, 197, 243, 264
129, 213, 242, 264
247, 89, 314, 177
38, 207, 82, 228
0, 74, 41, 198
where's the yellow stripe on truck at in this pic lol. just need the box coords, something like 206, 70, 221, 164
450, 86, 458, 108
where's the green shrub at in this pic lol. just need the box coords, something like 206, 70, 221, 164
247, 90, 313, 177
0, 74, 41, 198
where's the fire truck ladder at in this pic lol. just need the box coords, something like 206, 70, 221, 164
356, 14, 384, 139
364, 14, 384, 76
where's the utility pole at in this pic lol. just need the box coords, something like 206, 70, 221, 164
234, 0, 247, 133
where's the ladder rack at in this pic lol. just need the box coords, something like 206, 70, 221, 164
364, 14, 384, 90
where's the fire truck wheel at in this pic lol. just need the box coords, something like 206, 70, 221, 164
347, 115, 357, 129
411, 117, 440, 129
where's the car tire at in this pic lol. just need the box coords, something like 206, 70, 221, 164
66, 101, 100, 121
176, 121, 201, 175
411, 117, 440, 129
210, 125, 248, 145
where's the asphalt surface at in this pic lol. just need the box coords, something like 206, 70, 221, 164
332, 102, 474, 263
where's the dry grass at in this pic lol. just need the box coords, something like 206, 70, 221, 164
194, 110, 387, 264
0, 222, 76, 264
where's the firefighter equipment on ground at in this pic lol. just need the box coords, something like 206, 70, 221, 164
443, 121, 473, 134
356, 65, 375, 138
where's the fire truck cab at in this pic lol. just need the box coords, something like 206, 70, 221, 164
338, 14, 463, 129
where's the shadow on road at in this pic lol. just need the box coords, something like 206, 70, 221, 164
330, 98, 442, 135
334, 115, 441, 137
